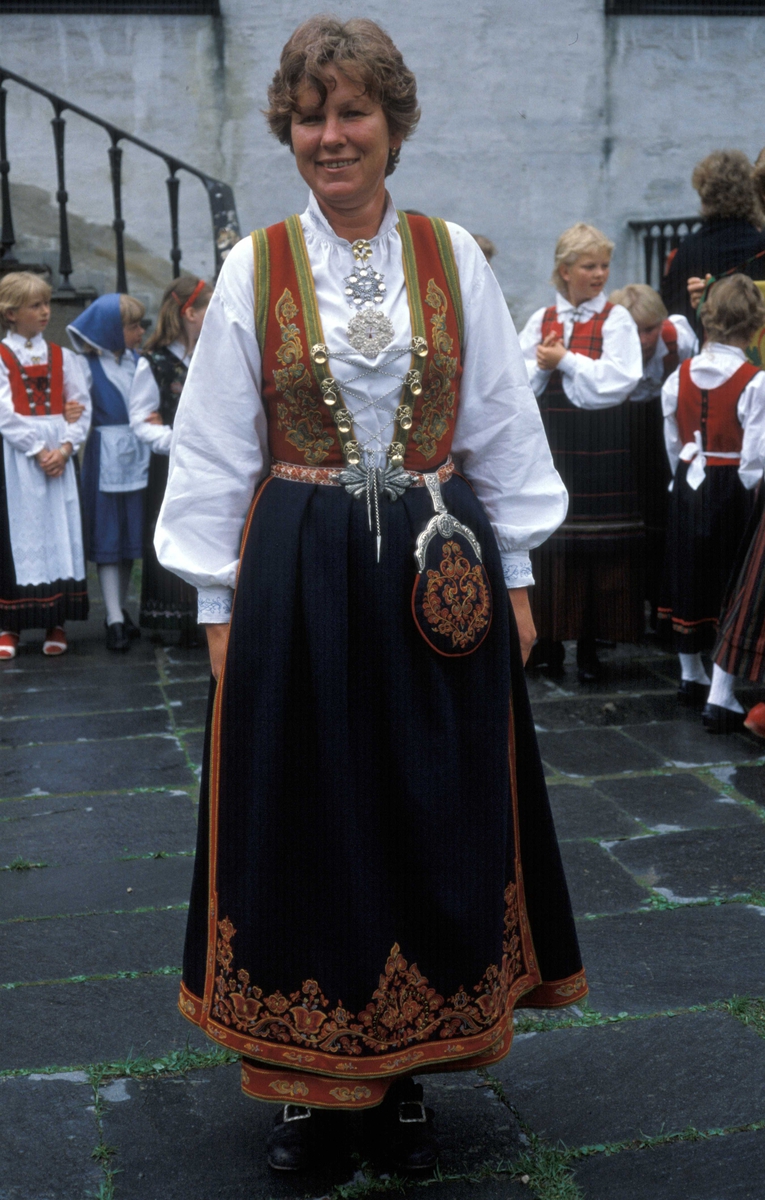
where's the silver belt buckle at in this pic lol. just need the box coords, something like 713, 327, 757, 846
398, 1100, 428, 1124
283, 1104, 311, 1122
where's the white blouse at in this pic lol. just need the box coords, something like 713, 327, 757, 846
156, 192, 568, 623
0, 332, 91, 456
518, 291, 643, 408
129, 340, 191, 456
629, 314, 698, 404
661, 343, 765, 489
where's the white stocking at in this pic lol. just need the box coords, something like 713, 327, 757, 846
97, 564, 123, 627
707, 664, 744, 713
678, 652, 710, 685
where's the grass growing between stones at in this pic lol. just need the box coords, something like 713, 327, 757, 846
0, 1040, 238, 1081
86, 1065, 120, 1200
719, 995, 765, 1037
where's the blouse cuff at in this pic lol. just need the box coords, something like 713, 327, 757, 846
558, 351, 576, 378
25, 441, 46, 458
501, 551, 534, 588
197, 586, 233, 624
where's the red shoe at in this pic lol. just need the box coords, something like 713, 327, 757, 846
43, 626, 67, 656
744, 702, 765, 739
0, 631, 19, 661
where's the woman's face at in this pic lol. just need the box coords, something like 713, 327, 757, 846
290, 68, 400, 214
560, 253, 611, 307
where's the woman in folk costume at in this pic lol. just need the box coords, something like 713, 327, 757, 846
67, 294, 149, 653
156, 16, 585, 1173
0, 272, 91, 659
519, 225, 643, 682
658, 274, 765, 727
128, 276, 211, 642
610, 284, 698, 631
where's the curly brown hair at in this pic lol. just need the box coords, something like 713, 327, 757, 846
701, 273, 765, 344
692, 150, 763, 226
265, 15, 420, 176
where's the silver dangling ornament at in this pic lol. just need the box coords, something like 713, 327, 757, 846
344, 238, 395, 358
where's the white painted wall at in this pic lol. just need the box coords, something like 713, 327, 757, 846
2, 2, 764, 323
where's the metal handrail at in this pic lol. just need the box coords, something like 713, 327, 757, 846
0, 64, 240, 291
628, 216, 703, 288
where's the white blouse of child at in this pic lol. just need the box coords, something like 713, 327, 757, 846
661, 342, 765, 490
518, 291, 643, 408
630, 314, 698, 404
129, 340, 191, 457
0, 331, 91, 456
155, 192, 569, 625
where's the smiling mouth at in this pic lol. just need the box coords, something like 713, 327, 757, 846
317, 158, 359, 170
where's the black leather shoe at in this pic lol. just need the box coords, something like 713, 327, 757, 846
677, 679, 709, 708
267, 1105, 315, 1171
368, 1079, 438, 1172
576, 638, 601, 683
122, 609, 141, 640
528, 639, 565, 678
105, 621, 130, 653
702, 702, 745, 734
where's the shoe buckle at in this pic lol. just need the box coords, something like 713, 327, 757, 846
283, 1104, 311, 1123
398, 1100, 427, 1124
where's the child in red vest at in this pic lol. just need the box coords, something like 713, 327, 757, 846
610, 284, 698, 625
519, 223, 643, 681
658, 273, 765, 724
0, 272, 91, 659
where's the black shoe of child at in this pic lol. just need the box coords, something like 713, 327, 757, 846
677, 680, 709, 708
576, 638, 601, 684
122, 609, 141, 640
702, 702, 745, 734
267, 1105, 317, 1171
366, 1079, 438, 1172
105, 621, 130, 653
528, 638, 565, 678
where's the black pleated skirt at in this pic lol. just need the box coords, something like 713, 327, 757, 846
140, 455, 197, 629
179, 472, 585, 1108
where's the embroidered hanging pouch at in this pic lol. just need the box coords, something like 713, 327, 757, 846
411, 475, 492, 657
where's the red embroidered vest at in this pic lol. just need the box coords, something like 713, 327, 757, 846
677, 357, 759, 463
0, 342, 64, 416
252, 212, 463, 470
661, 319, 679, 379
540, 302, 613, 360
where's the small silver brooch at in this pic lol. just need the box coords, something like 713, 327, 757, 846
347, 308, 395, 358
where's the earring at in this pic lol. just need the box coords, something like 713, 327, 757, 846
388, 146, 401, 168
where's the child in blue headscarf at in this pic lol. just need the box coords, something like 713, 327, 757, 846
68, 293, 149, 652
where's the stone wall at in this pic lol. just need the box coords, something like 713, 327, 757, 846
1, 1, 764, 324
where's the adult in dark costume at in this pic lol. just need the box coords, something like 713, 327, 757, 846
662, 149, 765, 327
129, 276, 211, 639
156, 16, 585, 1173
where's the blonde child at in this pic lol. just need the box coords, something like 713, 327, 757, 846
519, 223, 643, 681
128, 276, 212, 642
0, 272, 91, 659
657, 274, 765, 727
67, 293, 148, 652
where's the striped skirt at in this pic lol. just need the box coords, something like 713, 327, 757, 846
714, 488, 765, 681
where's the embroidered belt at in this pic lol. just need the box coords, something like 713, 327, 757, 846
270, 457, 455, 488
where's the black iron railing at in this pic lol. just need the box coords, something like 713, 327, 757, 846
0, 65, 240, 290
628, 216, 703, 288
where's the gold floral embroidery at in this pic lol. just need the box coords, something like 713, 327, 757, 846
412, 279, 458, 460
272, 288, 335, 465
211, 881, 524, 1058
421, 539, 491, 649
328, 1086, 373, 1103
268, 1079, 310, 1099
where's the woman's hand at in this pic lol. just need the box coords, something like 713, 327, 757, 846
536, 334, 567, 371
144, 411, 163, 426
63, 400, 85, 423
204, 623, 230, 681
36, 445, 71, 478
508, 587, 536, 665
687, 274, 711, 311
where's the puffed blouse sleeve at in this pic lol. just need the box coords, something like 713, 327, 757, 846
129, 358, 172, 455
557, 303, 643, 409
154, 236, 269, 623
447, 225, 568, 588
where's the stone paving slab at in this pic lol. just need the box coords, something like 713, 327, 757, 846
0, 908, 188, 984
0, 854, 194, 920
626, 719, 759, 767
595, 771, 760, 831
547, 783, 641, 841
0, 734, 194, 799
610, 826, 765, 900
557, 840, 650, 915
100, 1066, 522, 1200
0, 975, 208, 1071
732, 764, 765, 808
179, 729, 205, 770
572, 1129, 765, 1200
0, 706, 173, 747
533, 692, 684, 733
0, 1074, 101, 1200
165, 683, 210, 729
493, 1012, 765, 1148
576, 903, 765, 1014
0, 660, 162, 690
536, 728, 665, 777
0, 789, 197, 867
0, 680, 165, 719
